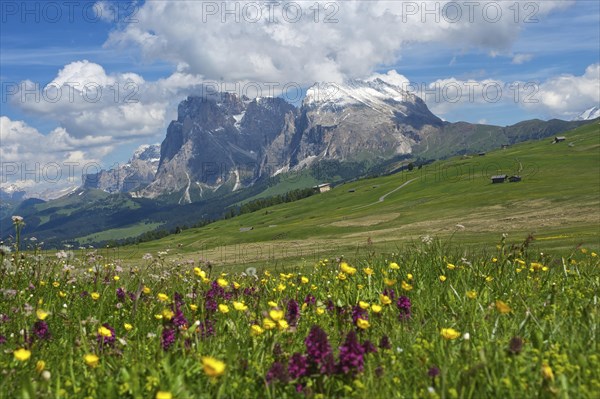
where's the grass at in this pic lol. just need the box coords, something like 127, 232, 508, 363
0, 235, 598, 398
75, 222, 164, 244
123, 122, 600, 267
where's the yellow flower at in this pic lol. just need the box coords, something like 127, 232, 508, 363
530, 262, 544, 271
277, 319, 289, 330
439, 275, 447, 282
495, 300, 512, 314
356, 318, 370, 329
156, 391, 173, 399
541, 363, 554, 381
218, 304, 229, 314
316, 308, 325, 315
52, 282, 60, 288
58, 291, 66, 298
202, 356, 226, 378
268, 301, 278, 308
14, 348, 31, 361
301, 276, 309, 284
485, 276, 494, 282
217, 278, 228, 288
446, 263, 456, 270
269, 309, 284, 321
250, 325, 264, 336
389, 262, 400, 270
337, 272, 347, 281
492, 257, 498, 263
277, 284, 286, 292
466, 290, 477, 299
190, 304, 198, 312
363, 267, 373, 276
36, 360, 45, 373
380, 294, 392, 305
440, 328, 461, 340
515, 259, 526, 265
384, 278, 396, 286
113, 275, 120, 281
143, 286, 151, 294
263, 318, 277, 330
36, 309, 49, 320
154, 314, 163, 320
591, 252, 597, 257
233, 282, 240, 289
157, 293, 169, 302
98, 326, 112, 337
358, 301, 370, 310
233, 301, 248, 311
84, 353, 99, 368
124, 323, 133, 331
162, 309, 175, 320
407, 273, 414, 281
401, 281, 413, 291
194, 267, 206, 278
91, 292, 99, 301
371, 304, 382, 313
581, 248, 587, 254
340, 262, 357, 275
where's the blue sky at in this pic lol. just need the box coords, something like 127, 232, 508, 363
1, 0, 598, 191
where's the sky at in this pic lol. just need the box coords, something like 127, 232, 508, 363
0, 0, 599, 195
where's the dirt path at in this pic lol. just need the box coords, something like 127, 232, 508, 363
354, 177, 418, 209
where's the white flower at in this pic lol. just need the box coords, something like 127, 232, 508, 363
463, 332, 470, 340
11, 215, 24, 224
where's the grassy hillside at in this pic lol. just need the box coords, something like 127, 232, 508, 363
125, 121, 600, 268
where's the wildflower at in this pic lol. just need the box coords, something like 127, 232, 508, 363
401, 281, 413, 291
266, 361, 289, 384
508, 336, 524, 355
250, 325, 264, 336
495, 300, 512, 314
379, 335, 392, 350
396, 295, 412, 320
439, 275, 447, 282
233, 282, 240, 289
485, 276, 494, 282
301, 276, 309, 284
337, 331, 366, 374
358, 301, 370, 310
277, 319, 289, 330
156, 392, 173, 399
447, 263, 456, 270
440, 328, 461, 340
143, 286, 151, 294
161, 328, 176, 350
84, 353, 99, 368
269, 309, 284, 321
157, 293, 169, 302
316, 308, 325, 315
218, 304, 229, 314
337, 272, 347, 281
286, 299, 300, 327
268, 301, 278, 307
36, 309, 49, 320
190, 304, 198, 312
363, 267, 373, 276
389, 262, 399, 270
202, 356, 226, 378
407, 273, 414, 280
379, 294, 392, 305
113, 276, 120, 281
217, 278, 228, 288
263, 318, 277, 330
97, 323, 116, 347
277, 283, 286, 292
36, 360, 45, 373
356, 318, 370, 329
162, 309, 175, 320
428, 366, 440, 378
288, 353, 309, 379
305, 325, 332, 367
492, 257, 498, 262
340, 262, 357, 275
124, 323, 133, 331
194, 267, 206, 278
466, 290, 477, 299
33, 321, 51, 340
14, 348, 31, 361
233, 301, 247, 311
541, 363, 554, 381
371, 304, 382, 313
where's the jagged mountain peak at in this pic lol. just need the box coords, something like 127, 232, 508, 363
572, 106, 600, 121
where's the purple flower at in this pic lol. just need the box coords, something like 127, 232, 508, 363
286, 299, 300, 327
362, 340, 377, 354
174, 292, 185, 307
428, 366, 440, 378
383, 288, 396, 302
116, 287, 126, 302
305, 326, 332, 366
325, 300, 335, 312
273, 343, 283, 358
304, 294, 316, 305
288, 353, 309, 379
379, 335, 392, 350
80, 291, 89, 298
266, 361, 289, 384
0, 335, 6, 344
33, 321, 51, 340
351, 305, 368, 324
96, 323, 116, 347
172, 307, 188, 328
396, 295, 412, 320
337, 331, 365, 375
162, 327, 176, 350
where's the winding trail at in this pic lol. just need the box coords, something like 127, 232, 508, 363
354, 177, 418, 209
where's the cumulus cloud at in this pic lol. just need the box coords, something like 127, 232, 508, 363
105, 0, 574, 85
0, 116, 111, 195
9, 60, 204, 139
511, 53, 534, 64
523, 63, 600, 118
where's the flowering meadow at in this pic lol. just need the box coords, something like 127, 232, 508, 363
1, 220, 599, 398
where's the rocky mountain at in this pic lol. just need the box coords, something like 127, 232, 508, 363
143, 79, 441, 203
573, 106, 600, 121
83, 144, 160, 193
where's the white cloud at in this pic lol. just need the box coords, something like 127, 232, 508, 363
105, 1, 574, 85
523, 63, 600, 118
512, 53, 534, 64
0, 116, 112, 195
